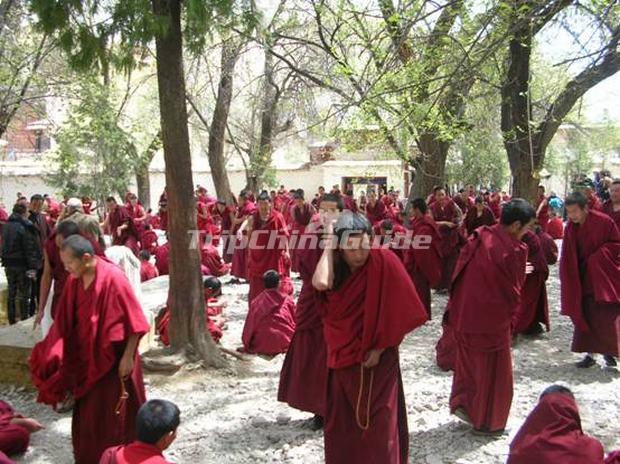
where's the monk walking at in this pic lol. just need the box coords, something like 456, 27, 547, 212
602, 179, 620, 228
313, 212, 427, 463
560, 192, 619, 369
449, 199, 535, 435
56, 235, 150, 463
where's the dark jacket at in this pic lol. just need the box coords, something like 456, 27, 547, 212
1, 213, 43, 269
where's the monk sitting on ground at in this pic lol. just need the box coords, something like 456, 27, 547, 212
241, 270, 296, 355
0, 400, 44, 462
200, 235, 230, 277
508, 385, 610, 464
139, 250, 159, 282
158, 277, 226, 345
99, 399, 180, 464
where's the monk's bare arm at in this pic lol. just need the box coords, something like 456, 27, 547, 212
312, 238, 334, 291
119, 334, 140, 378
34, 250, 53, 328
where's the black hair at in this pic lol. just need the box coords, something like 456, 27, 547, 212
56, 220, 81, 239
203, 276, 222, 296
540, 384, 574, 400
500, 198, 536, 227
30, 194, 44, 202
61, 235, 94, 257
105, 196, 117, 203
294, 189, 304, 200
136, 399, 181, 444
139, 250, 151, 261
263, 270, 280, 289
411, 198, 427, 214
257, 191, 270, 202
475, 196, 484, 205
565, 191, 588, 209
334, 212, 372, 242
381, 219, 393, 231
319, 193, 344, 211
12, 203, 27, 215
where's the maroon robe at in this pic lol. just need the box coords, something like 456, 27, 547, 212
464, 205, 496, 236
602, 200, 620, 228
154, 242, 170, 276
560, 210, 620, 356
513, 231, 550, 334
230, 201, 256, 280
278, 237, 327, 416
247, 210, 291, 305
109, 206, 140, 255
140, 230, 158, 255
454, 195, 473, 215
54, 258, 150, 464
508, 393, 605, 464
365, 200, 388, 225
547, 217, 564, 239
100, 441, 171, 464
430, 199, 463, 290
536, 195, 550, 232
319, 248, 427, 464
448, 225, 527, 432
289, 203, 315, 272
404, 215, 442, 318
242, 288, 296, 355
0, 400, 30, 458
140, 261, 159, 282
211, 204, 234, 262
538, 230, 559, 266
200, 244, 230, 277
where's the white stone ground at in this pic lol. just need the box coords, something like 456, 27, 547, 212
3, 257, 619, 464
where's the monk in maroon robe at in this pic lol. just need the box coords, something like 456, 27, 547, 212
365, 189, 388, 225
105, 197, 140, 255
139, 250, 159, 282
405, 199, 442, 318
140, 225, 158, 255
560, 192, 619, 369
210, 200, 234, 262
230, 192, 256, 281
513, 230, 550, 335
154, 241, 170, 276
449, 199, 535, 435
508, 385, 605, 464
464, 196, 497, 236
200, 237, 230, 277
278, 194, 343, 427
289, 189, 315, 272
100, 399, 179, 464
538, 227, 559, 266
602, 179, 620, 228
313, 212, 427, 464
54, 236, 149, 464
535, 186, 550, 232
454, 189, 474, 215
245, 191, 291, 304
0, 400, 43, 460
241, 270, 296, 355
429, 186, 463, 291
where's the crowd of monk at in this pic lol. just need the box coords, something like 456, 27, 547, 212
0, 177, 619, 463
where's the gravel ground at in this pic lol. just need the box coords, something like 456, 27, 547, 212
3, 253, 619, 464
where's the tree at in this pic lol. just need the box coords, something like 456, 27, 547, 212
501, 0, 620, 199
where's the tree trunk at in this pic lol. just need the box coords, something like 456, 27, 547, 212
151, 0, 224, 367
135, 165, 151, 209
409, 133, 450, 199
247, 47, 277, 191
207, 39, 239, 204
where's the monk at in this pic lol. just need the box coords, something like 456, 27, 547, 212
278, 193, 343, 430
0, 400, 44, 461
105, 197, 140, 255
55, 235, 150, 463
154, 240, 170, 276
99, 399, 179, 464
535, 185, 550, 232
313, 212, 427, 464
449, 199, 535, 435
126, 194, 147, 231
405, 198, 442, 318
513, 229, 550, 335
365, 189, 389, 225
508, 385, 605, 464
200, 235, 230, 277
241, 270, 296, 355
210, 200, 234, 262
547, 211, 564, 239
140, 224, 158, 255
289, 189, 315, 272
245, 191, 291, 305
488, 190, 502, 219
602, 179, 620, 228
230, 191, 256, 282
454, 189, 474, 215
464, 196, 496, 236
560, 192, 619, 369
537, 226, 558, 267
429, 186, 463, 292
139, 250, 159, 282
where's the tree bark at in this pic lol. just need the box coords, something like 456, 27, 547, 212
410, 134, 450, 198
135, 166, 151, 209
206, 39, 239, 204
151, 0, 224, 367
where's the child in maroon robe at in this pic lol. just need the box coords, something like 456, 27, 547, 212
449, 199, 535, 435
535, 185, 550, 232
508, 385, 605, 464
0, 400, 44, 460
560, 192, 619, 369
55, 236, 150, 464
289, 189, 315, 272
100, 399, 179, 464
241, 270, 296, 355
313, 212, 427, 464
139, 250, 159, 282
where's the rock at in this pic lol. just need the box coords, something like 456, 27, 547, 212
250, 415, 270, 427
276, 412, 291, 425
